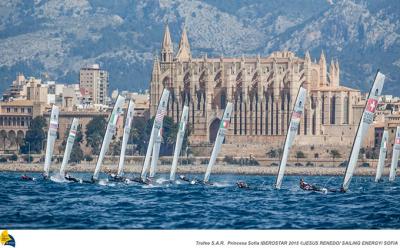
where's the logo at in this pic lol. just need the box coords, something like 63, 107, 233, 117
220, 120, 229, 129
1, 230, 15, 247
366, 98, 378, 113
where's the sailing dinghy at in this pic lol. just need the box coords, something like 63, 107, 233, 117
170, 104, 189, 181
109, 100, 135, 182
203, 102, 233, 184
91, 95, 125, 182
275, 86, 306, 189
389, 126, 400, 182
375, 130, 388, 182
43, 105, 60, 179
59, 118, 79, 182
341, 71, 385, 192
139, 89, 170, 183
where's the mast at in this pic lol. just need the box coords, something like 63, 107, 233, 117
170, 105, 189, 181
43, 105, 60, 178
141, 89, 170, 180
204, 102, 233, 183
389, 126, 400, 182
93, 95, 125, 180
59, 118, 79, 177
149, 129, 162, 178
117, 100, 135, 177
275, 86, 307, 189
342, 71, 385, 191
375, 130, 388, 182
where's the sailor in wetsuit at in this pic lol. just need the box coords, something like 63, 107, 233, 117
236, 181, 249, 189
65, 173, 79, 183
300, 178, 317, 191
21, 174, 33, 181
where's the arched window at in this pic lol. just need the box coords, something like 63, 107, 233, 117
330, 95, 336, 124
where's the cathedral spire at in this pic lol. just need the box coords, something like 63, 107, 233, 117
161, 24, 173, 62
329, 59, 335, 85
305, 50, 311, 62
319, 50, 326, 65
176, 25, 191, 61
319, 50, 327, 85
335, 59, 340, 86
152, 55, 161, 78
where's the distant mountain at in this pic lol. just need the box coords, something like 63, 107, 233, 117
0, 0, 399, 95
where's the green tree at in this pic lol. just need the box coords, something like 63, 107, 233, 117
266, 149, 278, 158
20, 116, 47, 154
295, 150, 306, 163
85, 116, 107, 154
330, 149, 341, 161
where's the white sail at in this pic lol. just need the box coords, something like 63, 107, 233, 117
141, 89, 170, 180
375, 130, 388, 182
170, 105, 189, 181
93, 95, 125, 180
275, 87, 307, 189
342, 71, 385, 191
389, 126, 400, 182
117, 100, 135, 177
59, 118, 79, 177
204, 102, 233, 183
149, 129, 162, 178
43, 105, 60, 178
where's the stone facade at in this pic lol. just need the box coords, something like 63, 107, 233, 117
150, 25, 363, 157
0, 100, 46, 152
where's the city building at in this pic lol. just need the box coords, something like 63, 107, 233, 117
149, 25, 365, 157
79, 64, 109, 105
0, 100, 45, 153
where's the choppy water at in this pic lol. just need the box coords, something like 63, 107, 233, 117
1, 172, 400, 229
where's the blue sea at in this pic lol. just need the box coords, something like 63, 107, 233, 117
1, 172, 400, 229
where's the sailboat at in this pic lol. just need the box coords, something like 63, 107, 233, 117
113, 99, 135, 180
59, 118, 79, 180
375, 130, 388, 182
149, 129, 162, 178
203, 102, 233, 183
92, 95, 125, 182
275, 86, 307, 189
43, 105, 60, 179
389, 126, 400, 182
140, 88, 170, 182
170, 105, 189, 181
342, 71, 385, 192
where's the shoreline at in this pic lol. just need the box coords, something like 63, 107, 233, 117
0, 163, 395, 177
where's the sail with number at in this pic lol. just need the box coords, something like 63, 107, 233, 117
375, 130, 388, 182
141, 89, 170, 180
43, 105, 60, 178
93, 95, 125, 180
59, 118, 79, 177
149, 129, 162, 178
342, 71, 385, 191
389, 126, 400, 182
204, 102, 233, 183
170, 105, 189, 181
275, 86, 307, 189
117, 100, 135, 177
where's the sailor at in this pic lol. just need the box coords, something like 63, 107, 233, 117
236, 181, 249, 189
300, 178, 316, 191
21, 174, 33, 181
179, 175, 190, 182
65, 173, 79, 183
